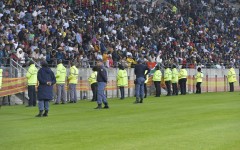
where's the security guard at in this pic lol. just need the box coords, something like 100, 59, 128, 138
95, 59, 109, 109
152, 65, 162, 97
195, 67, 204, 94
134, 59, 150, 103
88, 66, 98, 102
55, 59, 67, 104
164, 65, 172, 96
179, 65, 188, 95
227, 65, 237, 92
26, 61, 38, 107
117, 64, 128, 100
68, 62, 79, 103
171, 65, 179, 95
144, 70, 149, 98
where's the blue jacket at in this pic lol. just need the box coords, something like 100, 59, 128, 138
97, 65, 108, 83
134, 64, 150, 78
37, 67, 56, 100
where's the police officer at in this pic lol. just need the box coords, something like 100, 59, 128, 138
227, 64, 237, 92
88, 66, 98, 102
171, 65, 179, 95
179, 65, 188, 95
117, 64, 128, 100
95, 59, 109, 109
36, 61, 56, 117
68, 62, 79, 103
144, 70, 149, 98
26, 61, 38, 107
152, 65, 162, 97
55, 59, 67, 104
164, 65, 172, 96
134, 59, 150, 103
195, 67, 204, 94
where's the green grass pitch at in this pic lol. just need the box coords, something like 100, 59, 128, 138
0, 92, 240, 150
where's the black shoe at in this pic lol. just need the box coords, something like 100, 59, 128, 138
54, 103, 59, 105
140, 98, 143, 103
94, 104, 102, 109
43, 110, 48, 117
103, 105, 109, 109
61, 102, 65, 104
35, 110, 43, 117
134, 101, 139, 104
144, 95, 147, 98
69, 101, 74, 103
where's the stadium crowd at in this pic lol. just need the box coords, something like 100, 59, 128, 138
0, 0, 239, 69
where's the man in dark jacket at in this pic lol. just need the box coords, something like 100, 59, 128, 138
36, 61, 56, 117
134, 60, 150, 103
95, 59, 109, 109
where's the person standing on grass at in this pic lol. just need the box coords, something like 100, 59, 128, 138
36, 61, 56, 117
171, 65, 179, 96
55, 59, 67, 104
117, 64, 128, 100
26, 61, 38, 107
95, 59, 109, 109
134, 59, 150, 104
195, 67, 204, 94
68, 62, 79, 103
88, 66, 98, 102
164, 65, 172, 96
178, 65, 188, 95
227, 64, 237, 92
152, 65, 162, 97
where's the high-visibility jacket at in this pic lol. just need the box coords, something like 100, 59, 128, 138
195, 72, 204, 83
171, 68, 179, 83
179, 69, 188, 79
68, 65, 79, 84
55, 63, 67, 84
117, 69, 128, 86
26, 64, 38, 86
0, 68, 2, 89
144, 70, 149, 84
164, 68, 172, 81
152, 70, 162, 81
227, 67, 237, 83
88, 71, 97, 85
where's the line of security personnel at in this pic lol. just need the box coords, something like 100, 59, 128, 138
152, 64, 188, 96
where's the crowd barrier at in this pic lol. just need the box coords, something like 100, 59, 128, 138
0, 68, 239, 101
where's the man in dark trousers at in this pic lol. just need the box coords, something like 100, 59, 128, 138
36, 61, 56, 117
134, 59, 150, 103
95, 59, 109, 109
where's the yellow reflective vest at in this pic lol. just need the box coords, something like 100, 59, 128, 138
171, 68, 179, 83
164, 68, 172, 81
117, 69, 128, 87
88, 71, 97, 85
195, 72, 204, 83
0, 68, 2, 89
55, 63, 67, 84
179, 69, 188, 79
68, 65, 79, 84
227, 68, 237, 83
26, 64, 38, 86
153, 70, 162, 81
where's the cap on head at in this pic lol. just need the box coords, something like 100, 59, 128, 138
197, 67, 201, 72
57, 59, 62, 64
